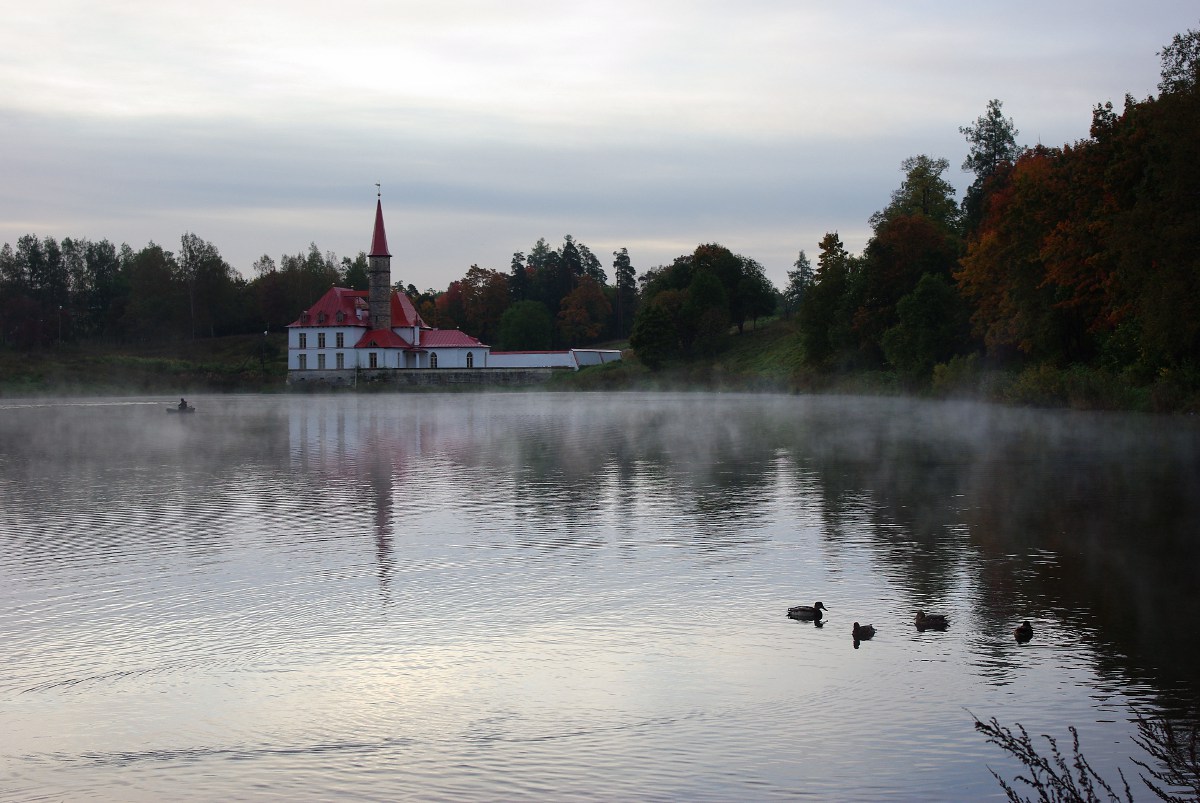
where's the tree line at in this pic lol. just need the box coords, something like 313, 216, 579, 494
4, 24, 1197, 384
0, 235, 357, 348
0, 229, 641, 352
785, 24, 1200, 386
0, 219, 769, 354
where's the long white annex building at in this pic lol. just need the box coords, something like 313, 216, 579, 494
286, 198, 620, 383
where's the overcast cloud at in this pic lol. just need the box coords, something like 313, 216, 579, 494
1, 1, 1194, 290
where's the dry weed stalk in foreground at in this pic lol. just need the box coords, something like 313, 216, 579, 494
973, 711, 1200, 803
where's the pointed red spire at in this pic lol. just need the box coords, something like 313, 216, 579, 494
369, 199, 390, 257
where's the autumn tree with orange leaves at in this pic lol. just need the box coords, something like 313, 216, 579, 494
956, 29, 1200, 375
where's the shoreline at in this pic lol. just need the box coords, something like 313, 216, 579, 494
3, 328, 1197, 414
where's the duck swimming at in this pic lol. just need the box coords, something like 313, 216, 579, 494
914, 610, 949, 630
787, 601, 827, 620
1013, 620, 1033, 643
852, 622, 875, 641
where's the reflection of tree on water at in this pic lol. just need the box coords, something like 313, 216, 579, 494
787, 403, 976, 605
446, 403, 783, 560
1, 401, 295, 564
783, 399, 1200, 715
290, 394, 1200, 720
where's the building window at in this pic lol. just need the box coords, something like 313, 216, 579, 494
430, 353, 438, 369
318, 332, 326, 348
317, 353, 326, 370
317, 312, 327, 324
336, 352, 344, 369
298, 354, 307, 370
466, 352, 474, 368
298, 333, 307, 348
336, 332, 344, 348
369, 352, 378, 368
336, 311, 345, 323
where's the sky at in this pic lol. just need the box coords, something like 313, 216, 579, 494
1, 1, 1195, 292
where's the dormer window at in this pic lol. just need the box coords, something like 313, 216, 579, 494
317, 312, 327, 324
300, 312, 310, 324
336, 311, 345, 323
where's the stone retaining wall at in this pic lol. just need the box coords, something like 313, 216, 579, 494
287, 367, 563, 389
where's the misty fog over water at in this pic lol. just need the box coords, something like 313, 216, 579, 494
1, 392, 1198, 801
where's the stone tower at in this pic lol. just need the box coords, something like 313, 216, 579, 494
368, 197, 392, 331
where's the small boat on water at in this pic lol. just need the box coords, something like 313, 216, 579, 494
167, 406, 195, 413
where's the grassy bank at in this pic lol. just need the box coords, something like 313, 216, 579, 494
0, 333, 288, 396
4, 323, 1198, 413
558, 318, 1200, 414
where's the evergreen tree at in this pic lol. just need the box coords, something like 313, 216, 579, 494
613, 247, 637, 337
342, 252, 369, 290
797, 232, 859, 366
783, 250, 814, 316
509, 251, 529, 302
871, 155, 961, 232
960, 99, 1020, 232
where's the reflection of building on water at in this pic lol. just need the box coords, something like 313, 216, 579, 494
288, 401, 432, 603
287, 399, 491, 601
285, 197, 619, 386
369, 446, 394, 604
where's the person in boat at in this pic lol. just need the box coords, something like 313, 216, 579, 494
178, 398, 188, 410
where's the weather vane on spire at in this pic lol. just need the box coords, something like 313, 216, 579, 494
375, 182, 381, 198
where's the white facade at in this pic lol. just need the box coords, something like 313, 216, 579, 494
288, 333, 491, 371
488, 349, 622, 370
284, 203, 618, 381
487, 351, 576, 369
287, 327, 493, 372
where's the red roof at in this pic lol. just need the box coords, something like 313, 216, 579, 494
287, 286, 369, 327
370, 199, 390, 257
419, 329, 486, 348
289, 286, 487, 350
289, 287, 432, 329
355, 328, 413, 349
391, 292, 426, 328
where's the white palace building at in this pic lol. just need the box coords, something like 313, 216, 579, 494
286, 199, 620, 385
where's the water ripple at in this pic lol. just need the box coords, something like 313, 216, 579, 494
2, 393, 1197, 801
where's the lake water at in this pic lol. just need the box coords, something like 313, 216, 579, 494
1, 392, 1198, 801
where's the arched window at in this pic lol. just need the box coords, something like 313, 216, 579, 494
466, 352, 474, 368
430, 352, 438, 369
